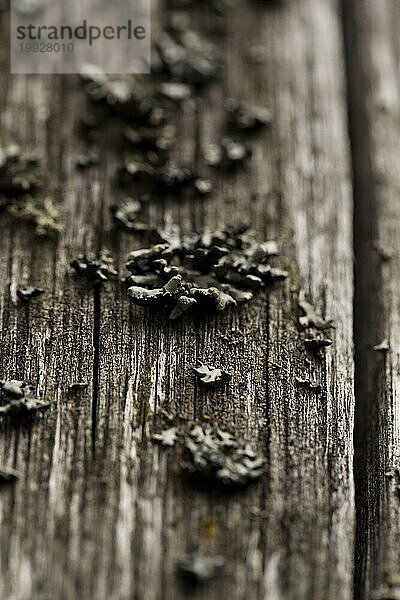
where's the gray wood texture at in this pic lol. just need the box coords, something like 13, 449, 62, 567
0, 0, 358, 598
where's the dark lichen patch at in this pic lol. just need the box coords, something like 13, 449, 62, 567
75, 150, 100, 170
373, 339, 389, 352
155, 28, 220, 85
0, 397, 50, 419
0, 379, 31, 399
152, 426, 178, 447
124, 124, 176, 153
120, 154, 202, 192
298, 292, 334, 352
249, 507, 269, 520
7, 195, 63, 236
79, 111, 102, 142
193, 177, 213, 195
302, 328, 333, 352
126, 243, 172, 270
82, 71, 190, 194
126, 226, 287, 319
111, 197, 149, 232
128, 274, 195, 318
203, 138, 252, 170
68, 382, 89, 392
82, 26, 218, 127
192, 363, 231, 385
17, 286, 45, 301
0, 138, 63, 236
81, 26, 221, 201
298, 292, 334, 330
177, 551, 225, 584
70, 250, 118, 283
225, 98, 272, 131
158, 81, 193, 102
83, 72, 163, 121
0, 380, 49, 419
295, 376, 321, 392
0, 466, 20, 485
372, 240, 393, 262
83, 27, 218, 117
183, 424, 265, 487
0, 140, 42, 199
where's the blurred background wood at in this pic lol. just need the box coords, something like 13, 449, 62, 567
343, 1, 400, 598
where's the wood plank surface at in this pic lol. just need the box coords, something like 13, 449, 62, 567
0, 1, 355, 599
343, 1, 400, 598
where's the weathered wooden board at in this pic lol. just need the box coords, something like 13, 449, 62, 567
0, 1, 355, 599
0, 75, 98, 600
343, 1, 400, 598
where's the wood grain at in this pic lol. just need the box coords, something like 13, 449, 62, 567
0, 1, 355, 599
